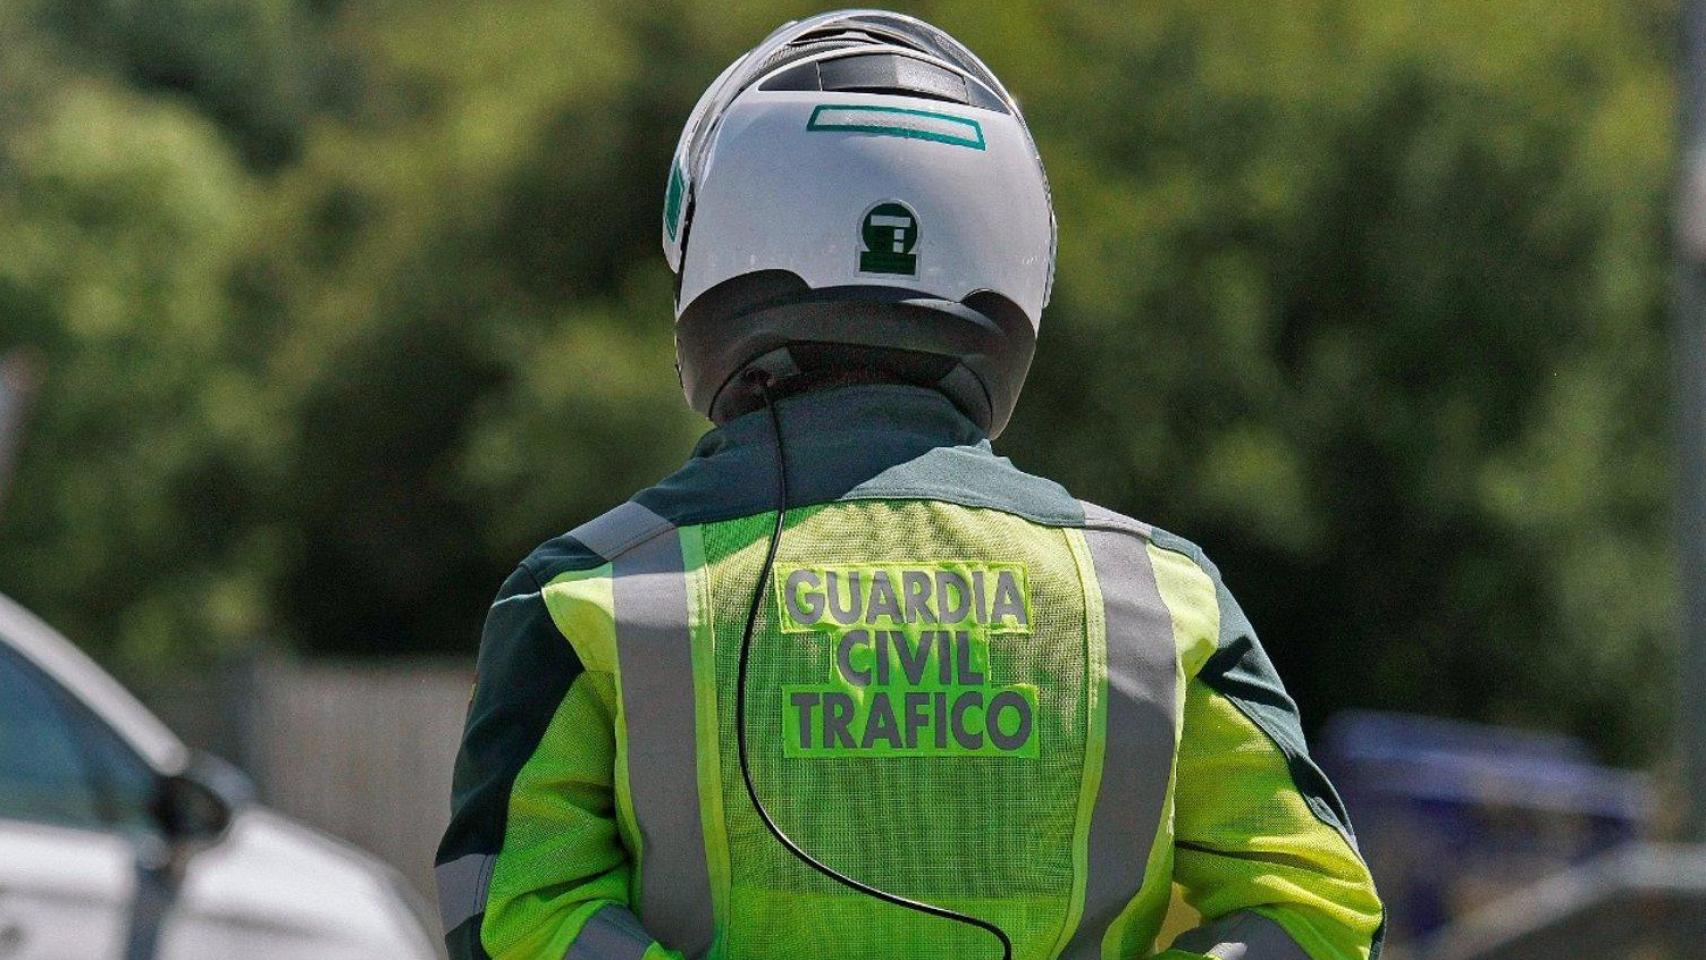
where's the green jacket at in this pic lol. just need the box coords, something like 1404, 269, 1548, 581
436, 384, 1383, 960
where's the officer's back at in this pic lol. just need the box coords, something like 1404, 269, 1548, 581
437, 10, 1382, 960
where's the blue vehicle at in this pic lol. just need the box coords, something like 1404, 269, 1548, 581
1316, 711, 1653, 946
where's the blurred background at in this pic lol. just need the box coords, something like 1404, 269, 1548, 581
0, 0, 1694, 956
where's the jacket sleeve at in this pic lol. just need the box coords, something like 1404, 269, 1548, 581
1155, 551, 1384, 960
435, 564, 682, 960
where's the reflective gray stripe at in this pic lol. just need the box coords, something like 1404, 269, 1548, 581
611, 525, 713, 955
435, 852, 495, 935
1170, 909, 1310, 960
1081, 500, 1154, 538
564, 904, 653, 960
1064, 509, 1178, 959
571, 501, 674, 561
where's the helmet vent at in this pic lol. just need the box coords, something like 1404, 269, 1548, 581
760, 52, 1009, 113
791, 25, 925, 52
749, 37, 865, 86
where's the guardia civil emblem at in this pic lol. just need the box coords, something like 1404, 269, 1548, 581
857, 201, 920, 277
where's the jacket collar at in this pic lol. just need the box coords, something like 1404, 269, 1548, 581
637, 384, 995, 523
691, 383, 988, 468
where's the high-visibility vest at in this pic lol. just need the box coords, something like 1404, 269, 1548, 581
436, 385, 1382, 960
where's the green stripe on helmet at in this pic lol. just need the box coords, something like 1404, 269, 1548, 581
806, 103, 986, 150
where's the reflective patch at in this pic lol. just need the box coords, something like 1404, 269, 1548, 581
564, 903, 653, 960
569, 501, 673, 562
611, 525, 714, 955
806, 104, 986, 151
1062, 517, 1180, 959
1170, 909, 1310, 960
435, 852, 494, 936
662, 161, 687, 242
776, 563, 1031, 634
775, 562, 1037, 758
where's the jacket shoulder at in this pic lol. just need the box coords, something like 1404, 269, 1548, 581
1075, 500, 1222, 570
1097, 508, 1219, 581
1076, 503, 1225, 599
1076, 499, 1158, 539
521, 499, 675, 584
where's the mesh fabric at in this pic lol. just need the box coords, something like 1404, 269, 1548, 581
1173, 678, 1383, 959
701, 500, 1091, 960
485, 673, 632, 959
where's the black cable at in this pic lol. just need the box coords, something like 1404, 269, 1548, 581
732, 375, 1014, 960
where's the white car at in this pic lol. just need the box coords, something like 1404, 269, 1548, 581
0, 592, 442, 960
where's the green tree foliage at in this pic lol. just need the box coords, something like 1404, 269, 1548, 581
0, 0, 1679, 762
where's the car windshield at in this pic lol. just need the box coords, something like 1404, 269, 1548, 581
0, 647, 105, 827
0, 646, 157, 831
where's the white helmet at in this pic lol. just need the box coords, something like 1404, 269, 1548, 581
662, 9, 1055, 437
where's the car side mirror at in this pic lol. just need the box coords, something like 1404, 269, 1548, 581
152, 753, 255, 844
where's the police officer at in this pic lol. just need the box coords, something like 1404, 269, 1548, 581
436, 10, 1383, 960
